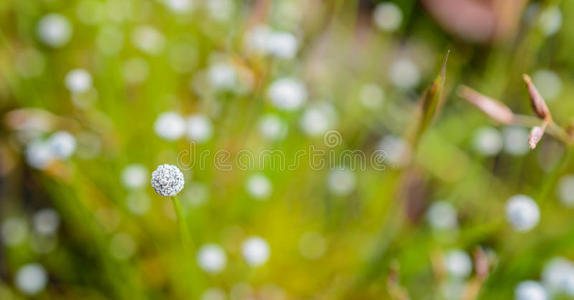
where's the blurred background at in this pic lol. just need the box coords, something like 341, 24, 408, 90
1, 0, 574, 299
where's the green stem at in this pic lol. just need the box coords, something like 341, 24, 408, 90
171, 196, 191, 250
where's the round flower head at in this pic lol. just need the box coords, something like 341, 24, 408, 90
444, 249, 472, 278
389, 58, 420, 90
515, 281, 547, 300
506, 195, 540, 232
197, 244, 227, 274
267, 78, 307, 111
65, 69, 92, 94
37, 14, 72, 48
473, 126, 503, 156
15, 263, 47, 296
373, 2, 403, 32
242, 236, 270, 267
245, 174, 272, 200
503, 127, 529, 156
151, 164, 184, 196
154, 112, 186, 141
48, 131, 76, 159
558, 175, 574, 207
427, 201, 457, 230
542, 257, 574, 295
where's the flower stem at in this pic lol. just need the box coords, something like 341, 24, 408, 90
171, 196, 191, 250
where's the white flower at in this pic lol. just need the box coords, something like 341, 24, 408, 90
300, 103, 337, 137
258, 114, 288, 141
557, 175, 574, 207
197, 244, 227, 274
242, 236, 270, 267
503, 127, 530, 156
266, 31, 298, 59
208, 62, 237, 91
427, 201, 457, 230
515, 281, 547, 300
187, 114, 213, 143
327, 168, 356, 196
121, 164, 148, 189
359, 83, 385, 109
65, 69, 92, 94
132, 26, 165, 55
473, 127, 503, 156
245, 174, 272, 200
506, 195, 540, 232
151, 164, 185, 197
389, 58, 420, 89
444, 249, 472, 278
373, 3, 402, 32
542, 257, 574, 295
539, 5, 562, 36
532, 70, 562, 101
37, 14, 72, 48
154, 112, 186, 141
268, 78, 307, 111
26, 140, 56, 170
48, 131, 76, 159
15, 264, 47, 296
33, 209, 60, 236
164, 0, 193, 13
1, 217, 28, 246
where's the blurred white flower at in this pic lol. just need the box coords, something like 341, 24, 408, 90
151, 164, 185, 197
427, 201, 457, 230
377, 135, 410, 168
473, 126, 503, 156
268, 78, 307, 111
26, 140, 56, 170
37, 14, 72, 47
258, 114, 288, 141
201, 288, 227, 300
154, 112, 186, 141
503, 127, 530, 156
557, 175, 574, 207
123, 58, 149, 84
187, 114, 214, 143
164, 0, 193, 13
266, 31, 298, 59
539, 5, 562, 36
48, 131, 76, 159
542, 257, 574, 296
242, 236, 270, 267
15, 264, 47, 296
444, 249, 472, 278
300, 103, 337, 137
1, 217, 28, 246
515, 281, 547, 300
506, 195, 540, 232
359, 83, 385, 109
197, 244, 227, 274
299, 232, 327, 260
132, 26, 165, 55
33, 209, 60, 236
65, 69, 92, 94
245, 174, 272, 200
121, 164, 148, 189
208, 62, 237, 91
373, 2, 402, 32
389, 58, 420, 89
109, 233, 137, 260
532, 70, 562, 101
327, 168, 356, 197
